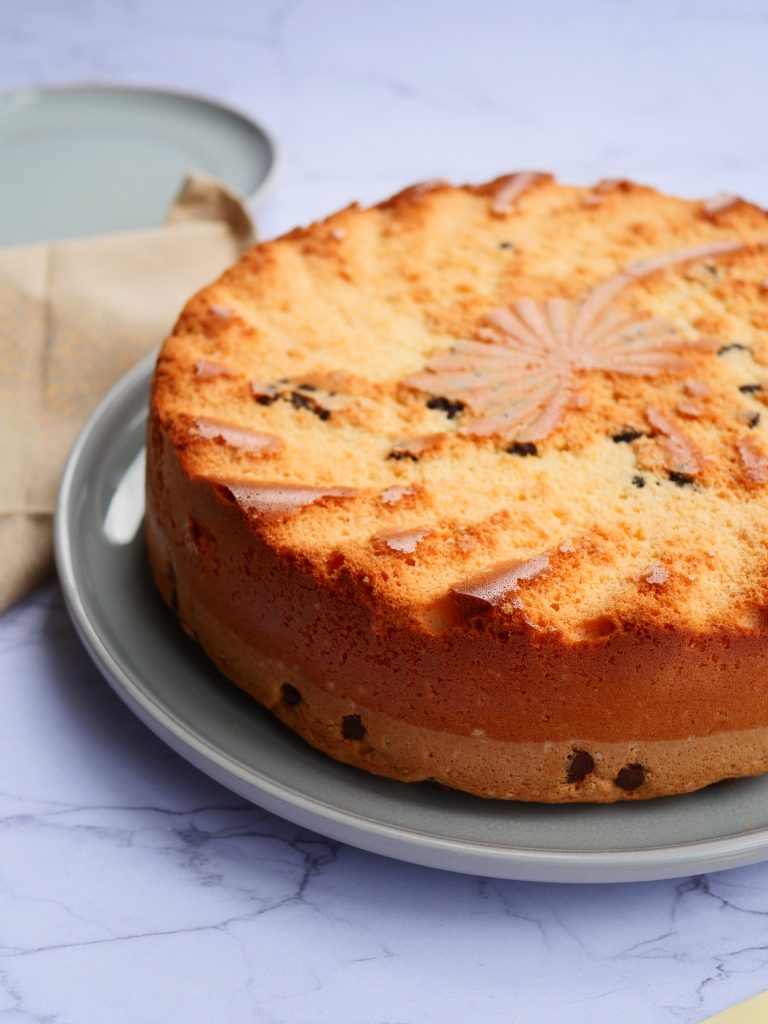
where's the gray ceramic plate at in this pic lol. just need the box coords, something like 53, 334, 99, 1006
0, 84, 278, 246
55, 356, 768, 884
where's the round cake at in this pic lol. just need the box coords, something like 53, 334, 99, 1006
146, 173, 768, 802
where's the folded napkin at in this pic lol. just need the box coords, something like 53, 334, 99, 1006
0, 172, 255, 613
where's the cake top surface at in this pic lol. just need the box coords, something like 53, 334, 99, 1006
152, 174, 768, 641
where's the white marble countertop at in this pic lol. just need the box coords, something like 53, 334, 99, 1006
4, 2, 768, 1021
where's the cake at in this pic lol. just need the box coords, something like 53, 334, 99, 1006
146, 173, 768, 802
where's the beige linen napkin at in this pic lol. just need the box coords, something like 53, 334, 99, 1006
0, 171, 255, 613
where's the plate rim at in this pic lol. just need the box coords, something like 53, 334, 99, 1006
0, 80, 281, 213
54, 356, 768, 884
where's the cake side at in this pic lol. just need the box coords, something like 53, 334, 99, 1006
146, 427, 768, 801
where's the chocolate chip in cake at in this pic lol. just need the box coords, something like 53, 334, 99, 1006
612, 429, 644, 444
342, 713, 366, 740
281, 683, 302, 706
718, 342, 751, 355
668, 471, 695, 487
566, 749, 594, 784
632, 475, 646, 488
739, 383, 763, 395
387, 450, 419, 461
498, 241, 515, 251
251, 380, 282, 405
289, 390, 331, 420
296, 382, 317, 392
290, 390, 316, 411
506, 441, 538, 457
427, 395, 464, 419
736, 408, 763, 429
615, 763, 646, 791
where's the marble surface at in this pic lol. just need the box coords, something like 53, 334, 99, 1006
3, 1, 768, 1020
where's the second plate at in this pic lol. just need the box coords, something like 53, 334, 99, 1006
0, 84, 278, 246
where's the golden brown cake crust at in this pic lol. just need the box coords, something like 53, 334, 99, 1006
146, 174, 768, 802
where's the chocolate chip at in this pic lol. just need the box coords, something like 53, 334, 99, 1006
632, 475, 646, 488
251, 382, 282, 405
739, 383, 763, 395
296, 383, 317, 391
498, 241, 514, 251
615, 763, 646, 791
566, 749, 594, 784
387, 450, 419, 461
342, 713, 366, 740
281, 683, 302, 706
612, 429, 644, 444
289, 391, 315, 411
718, 342, 750, 355
747, 412, 761, 428
427, 396, 464, 419
668, 471, 695, 487
506, 441, 538, 457
289, 390, 331, 420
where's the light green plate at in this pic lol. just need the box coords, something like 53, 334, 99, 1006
0, 84, 278, 246
54, 356, 768, 884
